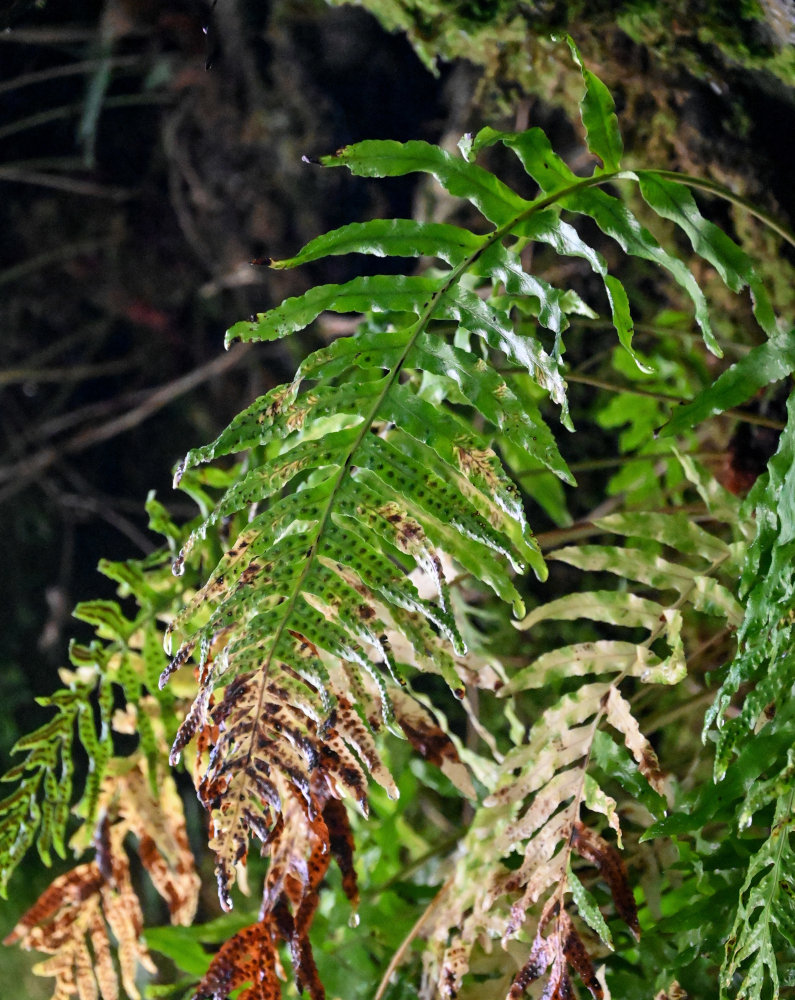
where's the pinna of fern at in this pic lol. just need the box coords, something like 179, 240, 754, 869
2, 37, 794, 1000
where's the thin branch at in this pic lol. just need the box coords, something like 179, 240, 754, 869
572, 317, 753, 356
0, 355, 140, 386
55, 490, 154, 554
516, 450, 725, 479
0, 54, 142, 96
563, 372, 686, 404
0, 92, 173, 143
0, 345, 253, 503
12, 325, 106, 371
0, 166, 132, 200
0, 237, 118, 288
564, 373, 786, 431
0, 27, 124, 44
34, 389, 153, 442
535, 502, 713, 550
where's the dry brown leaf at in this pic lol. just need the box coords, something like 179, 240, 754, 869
113, 763, 200, 926
4, 827, 155, 1000
603, 687, 665, 795
391, 688, 476, 798
572, 822, 640, 940
193, 920, 280, 1000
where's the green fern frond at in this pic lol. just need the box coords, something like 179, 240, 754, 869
416, 501, 742, 997
0, 529, 192, 896
156, 42, 784, 952
722, 786, 795, 1000
706, 392, 795, 779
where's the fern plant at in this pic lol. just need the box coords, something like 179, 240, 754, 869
3, 38, 795, 1000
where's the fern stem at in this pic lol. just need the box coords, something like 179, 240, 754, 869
374, 881, 453, 1000
641, 688, 719, 735
374, 832, 462, 893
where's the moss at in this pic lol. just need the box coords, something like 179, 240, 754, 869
330, 0, 795, 87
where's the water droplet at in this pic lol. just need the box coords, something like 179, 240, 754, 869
348, 911, 360, 929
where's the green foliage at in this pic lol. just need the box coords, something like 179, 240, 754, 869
706, 391, 795, 776
0, 503, 191, 895
2, 39, 795, 1000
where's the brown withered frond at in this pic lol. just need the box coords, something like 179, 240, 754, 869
165, 597, 478, 996
193, 919, 280, 1000
508, 903, 604, 1000
6, 748, 199, 1000
416, 678, 643, 1000
4, 825, 156, 1000
195, 771, 361, 1000
185, 657, 398, 912
111, 761, 201, 926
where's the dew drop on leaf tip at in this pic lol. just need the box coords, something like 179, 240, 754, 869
348, 911, 360, 928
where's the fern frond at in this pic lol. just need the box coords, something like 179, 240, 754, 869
192, 920, 280, 1000
0, 530, 195, 896
706, 393, 795, 778
722, 787, 795, 1000
4, 824, 157, 1000
0, 671, 106, 889
4, 735, 199, 1000
415, 502, 741, 997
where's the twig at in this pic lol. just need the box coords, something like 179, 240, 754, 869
0, 27, 133, 44
374, 881, 453, 1000
55, 490, 154, 554
497, 365, 785, 430
572, 317, 753, 356
0, 345, 253, 503
535, 502, 713, 550
565, 373, 786, 431
516, 450, 725, 479
0, 237, 118, 288
0, 355, 140, 386
0, 92, 173, 143
0, 166, 132, 200
0, 54, 142, 96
